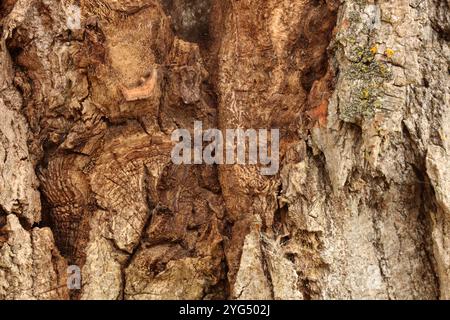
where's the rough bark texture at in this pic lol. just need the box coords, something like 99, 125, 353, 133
0, 0, 449, 300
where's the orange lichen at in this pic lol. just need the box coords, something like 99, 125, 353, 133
306, 99, 328, 127
384, 48, 395, 59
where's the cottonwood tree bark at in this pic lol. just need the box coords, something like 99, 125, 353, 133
0, 0, 449, 300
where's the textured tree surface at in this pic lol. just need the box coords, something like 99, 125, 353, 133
0, 0, 449, 300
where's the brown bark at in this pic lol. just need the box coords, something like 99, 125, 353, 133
0, 0, 449, 300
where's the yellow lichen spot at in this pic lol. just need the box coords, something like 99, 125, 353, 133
370, 45, 378, 55
385, 48, 395, 58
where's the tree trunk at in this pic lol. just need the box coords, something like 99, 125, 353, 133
0, 0, 449, 300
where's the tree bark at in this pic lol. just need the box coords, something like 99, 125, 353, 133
0, 0, 449, 300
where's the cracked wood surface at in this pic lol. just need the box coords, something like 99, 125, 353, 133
121, 68, 159, 102
0, 0, 449, 300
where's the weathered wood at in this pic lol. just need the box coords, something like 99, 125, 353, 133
0, 0, 449, 300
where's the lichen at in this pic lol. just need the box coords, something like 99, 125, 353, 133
340, 45, 392, 122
